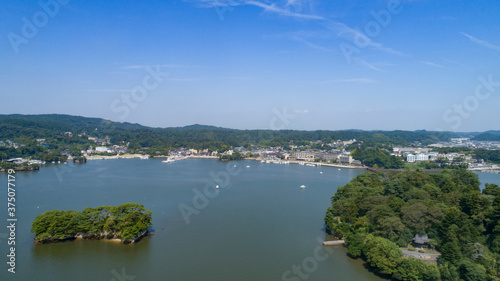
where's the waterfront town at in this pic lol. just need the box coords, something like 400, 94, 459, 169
2, 133, 499, 173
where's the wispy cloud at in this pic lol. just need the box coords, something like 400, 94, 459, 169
461, 32, 500, 52
293, 109, 309, 114
122, 64, 202, 70
419, 61, 446, 68
80, 89, 133, 93
326, 22, 403, 56
190, 0, 323, 20
305, 78, 377, 84
352, 57, 386, 72
246, 0, 323, 20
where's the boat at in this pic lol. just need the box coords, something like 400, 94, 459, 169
338, 168, 341, 171
320, 172, 323, 174
306, 163, 315, 167
246, 165, 250, 168
140, 155, 149, 160
216, 185, 219, 189
300, 185, 306, 189
261, 160, 265, 163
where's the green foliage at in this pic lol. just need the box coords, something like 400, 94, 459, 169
31, 203, 152, 243
324, 169, 500, 280
351, 147, 405, 169
394, 258, 439, 281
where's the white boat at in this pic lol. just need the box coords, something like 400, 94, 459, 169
320, 172, 323, 174
306, 163, 315, 167
300, 185, 306, 189
216, 185, 219, 189
338, 168, 341, 171
246, 165, 250, 168
140, 155, 149, 160
261, 160, 266, 163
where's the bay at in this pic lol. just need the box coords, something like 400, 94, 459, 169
0, 159, 498, 280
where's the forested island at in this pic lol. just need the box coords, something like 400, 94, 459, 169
325, 169, 500, 281
31, 203, 152, 244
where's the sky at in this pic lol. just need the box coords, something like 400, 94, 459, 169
1, 0, 500, 132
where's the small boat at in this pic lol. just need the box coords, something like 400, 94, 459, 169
246, 165, 250, 168
261, 160, 265, 163
300, 185, 306, 189
234, 165, 237, 167
320, 172, 323, 174
338, 168, 341, 171
216, 185, 219, 189
306, 163, 315, 167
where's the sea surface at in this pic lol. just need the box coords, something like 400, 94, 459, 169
0, 159, 498, 281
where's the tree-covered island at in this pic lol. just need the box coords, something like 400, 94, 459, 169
31, 203, 152, 244
325, 169, 500, 281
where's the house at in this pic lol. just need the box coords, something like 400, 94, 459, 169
413, 234, 430, 249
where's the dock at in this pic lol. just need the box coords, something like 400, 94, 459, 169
322, 240, 345, 246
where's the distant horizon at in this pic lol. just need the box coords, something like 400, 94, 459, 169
1, 112, 499, 134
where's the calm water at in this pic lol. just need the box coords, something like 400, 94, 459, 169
0, 159, 498, 281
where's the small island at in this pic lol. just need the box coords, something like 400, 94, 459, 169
31, 203, 152, 244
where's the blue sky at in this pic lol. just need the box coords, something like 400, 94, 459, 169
1, 0, 499, 131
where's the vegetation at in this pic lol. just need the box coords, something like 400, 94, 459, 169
0, 114, 482, 161
31, 203, 152, 244
325, 170, 500, 280
219, 151, 245, 161
351, 147, 405, 169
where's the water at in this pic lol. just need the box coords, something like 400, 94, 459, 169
1, 160, 499, 280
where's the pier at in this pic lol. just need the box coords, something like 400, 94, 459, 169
322, 240, 345, 246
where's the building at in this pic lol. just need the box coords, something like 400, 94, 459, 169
292, 151, 315, 161
338, 154, 353, 164
95, 146, 110, 153
407, 154, 416, 163
413, 234, 430, 249
416, 153, 429, 161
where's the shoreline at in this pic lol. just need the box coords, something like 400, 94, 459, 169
161, 155, 367, 169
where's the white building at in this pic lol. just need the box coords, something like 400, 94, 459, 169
416, 153, 429, 161
338, 154, 353, 164
95, 146, 109, 153
407, 154, 416, 163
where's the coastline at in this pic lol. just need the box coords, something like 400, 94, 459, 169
161, 155, 367, 169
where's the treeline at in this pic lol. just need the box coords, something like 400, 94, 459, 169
351, 147, 405, 169
31, 203, 152, 244
325, 170, 500, 280
475, 149, 500, 164
0, 114, 477, 151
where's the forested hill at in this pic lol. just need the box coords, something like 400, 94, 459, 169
325, 170, 500, 281
0, 114, 489, 150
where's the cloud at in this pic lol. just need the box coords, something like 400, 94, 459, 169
331, 78, 377, 83
461, 32, 500, 52
190, 0, 323, 20
122, 64, 203, 70
327, 22, 403, 56
352, 57, 386, 72
419, 61, 446, 68
293, 109, 309, 114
